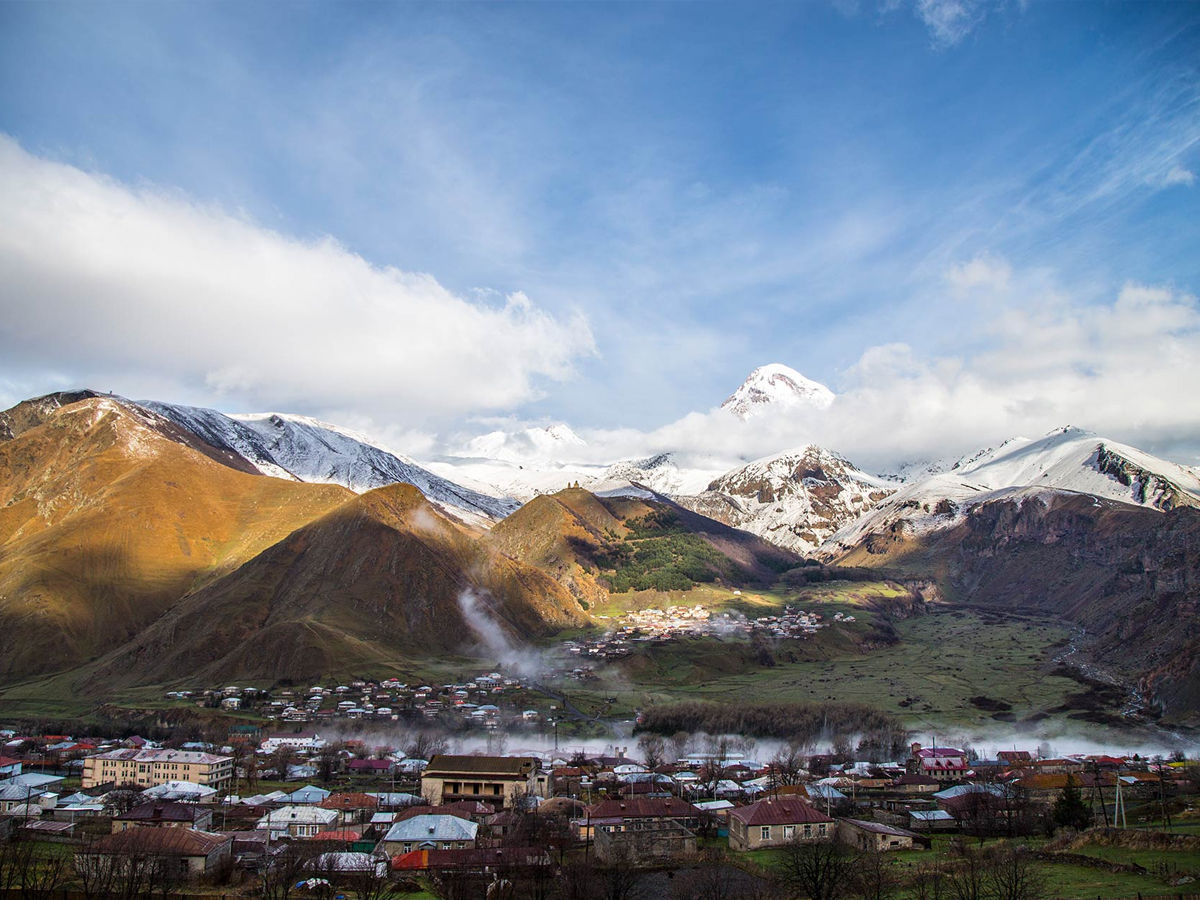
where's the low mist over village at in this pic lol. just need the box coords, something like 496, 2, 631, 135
2, 0, 1200, 898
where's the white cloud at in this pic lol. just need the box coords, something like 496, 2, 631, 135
945, 254, 1011, 295
914, 0, 987, 46
518, 268, 1200, 475
1163, 165, 1196, 187
0, 137, 594, 424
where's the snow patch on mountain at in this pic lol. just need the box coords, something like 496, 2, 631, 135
423, 456, 603, 503
592, 452, 723, 497
141, 401, 519, 526
721, 363, 835, 420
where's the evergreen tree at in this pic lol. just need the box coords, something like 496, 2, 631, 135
1051, 779, 1092, 831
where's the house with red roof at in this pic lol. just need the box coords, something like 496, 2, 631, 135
909, 744, 971, 778
728, 797, 833, 851
318, 792, 379, 825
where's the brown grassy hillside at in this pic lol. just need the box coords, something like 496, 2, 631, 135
0, 396, 351, 681
88, 483, 589, 686
489, 487, 799, 606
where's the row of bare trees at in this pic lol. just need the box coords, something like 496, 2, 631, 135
413, 838, 1048, 900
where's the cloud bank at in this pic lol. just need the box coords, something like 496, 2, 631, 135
0, 137, 594, 423
556, 263, 1200, 473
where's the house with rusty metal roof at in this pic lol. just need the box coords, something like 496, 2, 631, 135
728, 797, 833, 851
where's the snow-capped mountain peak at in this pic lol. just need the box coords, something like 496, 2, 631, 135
721, 363, 835, 419
461, 423, 586, 463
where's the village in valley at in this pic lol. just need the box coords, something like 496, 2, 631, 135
1, 701, 1198, 899
561, 603, 840, 667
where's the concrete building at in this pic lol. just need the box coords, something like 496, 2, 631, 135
420, 755, 543, 809
112, 801, 213, 833
837, 818, 920, 852
728, 797, 833, 851
594, 819, 698, 863
75, 829, 232, 879
260, 732, 326, 754
81, 749, 233, 790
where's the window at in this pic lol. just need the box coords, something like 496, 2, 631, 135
784, 825, 795, 840
803, 824, 812, 838
760, 826, 771, 841
818, 824, 827, 836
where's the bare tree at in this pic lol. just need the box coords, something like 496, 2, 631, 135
670, 848, 740, 900
259, 843, 324, 900
637, 734, 666, 770
486, 731, 510, 756
404, 731, 449, 761
851, 849, 899, 900
316, 743, 342, 783
943, 845, 987, 900
777, 839, 856, 900
767, 744, 807, 791
695, 757, 728, 800
984, 846, 1046, 900
596, 845, 642, 900
909, 861, 945, 900
103, 784, 144, 815
557, 858, 600, 900
18, 846, 70, 900
668, 731, 692, 765
270, 745, 297, 781
0, 835, 28, 896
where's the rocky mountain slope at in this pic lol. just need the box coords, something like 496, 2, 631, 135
673, 445, 896, 555
824, 426, 1200, 558
837, 490, 1200, 723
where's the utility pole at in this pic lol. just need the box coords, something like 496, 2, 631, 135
1093, 762, 1110, 828
1157, 762, 1173, 832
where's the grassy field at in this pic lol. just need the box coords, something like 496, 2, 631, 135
569, 588, 1087, 733
743, 832, 1200, 899
0, 577, 1144, 744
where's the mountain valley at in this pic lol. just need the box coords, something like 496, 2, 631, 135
1, 374, 1198, 740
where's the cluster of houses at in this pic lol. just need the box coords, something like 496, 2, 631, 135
563, 603, 833, 664
0, 726, 1193, 891
164, 673, 547, 730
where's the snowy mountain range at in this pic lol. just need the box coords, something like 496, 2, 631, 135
823, 426, 1200, 557
19, 364, 1195, 556
140, 400, 519, 526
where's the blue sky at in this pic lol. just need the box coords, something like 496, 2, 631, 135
0, 1, 1197, 464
